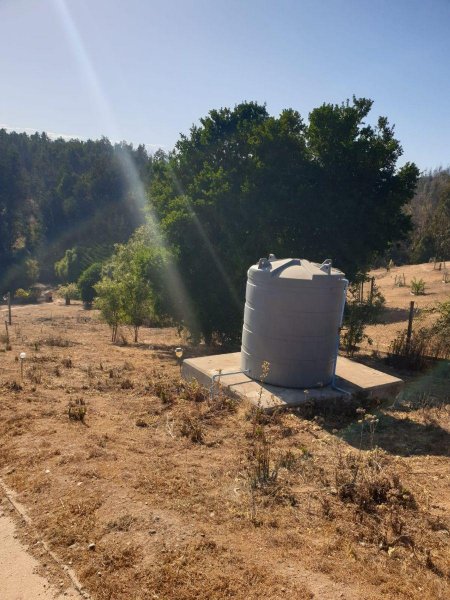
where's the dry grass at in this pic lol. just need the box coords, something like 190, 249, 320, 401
364, 261, 450, 354
0, 302, 448, 600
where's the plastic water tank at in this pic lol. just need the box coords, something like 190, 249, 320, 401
241, 257, 348, 388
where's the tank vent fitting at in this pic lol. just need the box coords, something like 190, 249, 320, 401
320, 259, 333, 275
258, 257, 272, 270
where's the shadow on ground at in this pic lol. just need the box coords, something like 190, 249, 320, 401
379, 306, 411, 325
339, 412, 450, 457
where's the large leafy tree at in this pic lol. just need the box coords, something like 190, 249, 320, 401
150, 99, 419, 343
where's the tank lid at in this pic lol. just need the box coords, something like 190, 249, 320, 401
253, 257, 345, 280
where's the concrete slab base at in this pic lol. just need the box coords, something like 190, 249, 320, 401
182, 352, 403, 411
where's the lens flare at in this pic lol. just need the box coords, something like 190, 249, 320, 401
51, 0, 198, 332
165, 165, 243, 309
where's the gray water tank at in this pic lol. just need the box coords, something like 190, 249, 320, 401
240, 257, 348, 388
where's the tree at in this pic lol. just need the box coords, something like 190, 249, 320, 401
94, 277, 124, 342
150, 99, 419, 342
78, 262, 103, 307
55, 248, 78, 283
0, 132, 28, 292
410, 179, 450, 263
0, 128, 152, 287
94, 228, 166, 343
56, 283, 80, 305
429, 183, 450, 262
109, 241, 155, 342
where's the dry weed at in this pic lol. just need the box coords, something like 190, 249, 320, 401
68, 398, 87, 422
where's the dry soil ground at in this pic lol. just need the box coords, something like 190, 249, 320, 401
0, 295, 448, 600
364, 261, 450, 353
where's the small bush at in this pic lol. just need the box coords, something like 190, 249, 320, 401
5, 381, 23, 391
78, 262, 102, 307
68, 398, 87, 422
14, 287, 40, 304
386, 330, 429, 371
180, 415, 204, 443
27, 364, 43, 384
181, 379, 208, 403
120, 378, 134, 389
41, 335, 74, 347
410, 277, 426, 295
276, 449, 297, 471
341, 277, 384, 356
335, 450, 416, 513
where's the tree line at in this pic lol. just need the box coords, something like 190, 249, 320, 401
3, 97, 447, 344
407, 167, 450, 264
0, 130, 152, 291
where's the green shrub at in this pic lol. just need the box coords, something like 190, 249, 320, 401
341, 277, 385, 356
386, 330, 430, 371
410, 277, 426, 295
78, 262, 103, 307
56, 283, 80, 305
14, 287, 40, 304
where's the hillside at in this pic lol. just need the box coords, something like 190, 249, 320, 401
364, 261, 450, 353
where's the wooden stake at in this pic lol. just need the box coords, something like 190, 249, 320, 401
406, 300, 414, 351
7, 291, 12, 325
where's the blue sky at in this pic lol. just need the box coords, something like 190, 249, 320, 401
1, 0, 449, 171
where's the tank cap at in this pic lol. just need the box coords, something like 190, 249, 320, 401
258, 257, 272, 270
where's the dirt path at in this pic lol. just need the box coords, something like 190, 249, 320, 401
0, 509, 81, 600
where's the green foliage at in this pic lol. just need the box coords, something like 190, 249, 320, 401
387, 300, 450, 370
55, 247, 111, 284
387, 330, 429, 371
25, 258, 40, 284
94, 277, 125, 342
78, 262, 103, 306
341, 278, 385, 356
55, 248, 79, 283
410, 169, 450, 263
0, 129, 151, 291
109, 238, 155, 342
428, 300, 450, 359
410, 277, 426, 295
151, 99, 415, 342
56, 283, 80, 305
14, 287, 40, 304
94, 227, 166, 342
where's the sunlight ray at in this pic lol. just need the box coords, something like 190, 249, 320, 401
51, 0, 198, 332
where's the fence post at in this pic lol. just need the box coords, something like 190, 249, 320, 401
406, 300, 415, 351
7, 291, 12, 325
4, 320, 9, 348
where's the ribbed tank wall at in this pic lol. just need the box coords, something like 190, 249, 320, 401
240, 258, 347, 388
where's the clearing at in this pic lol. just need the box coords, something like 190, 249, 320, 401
365, 260, 449, 353
0, 298, 448, 600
